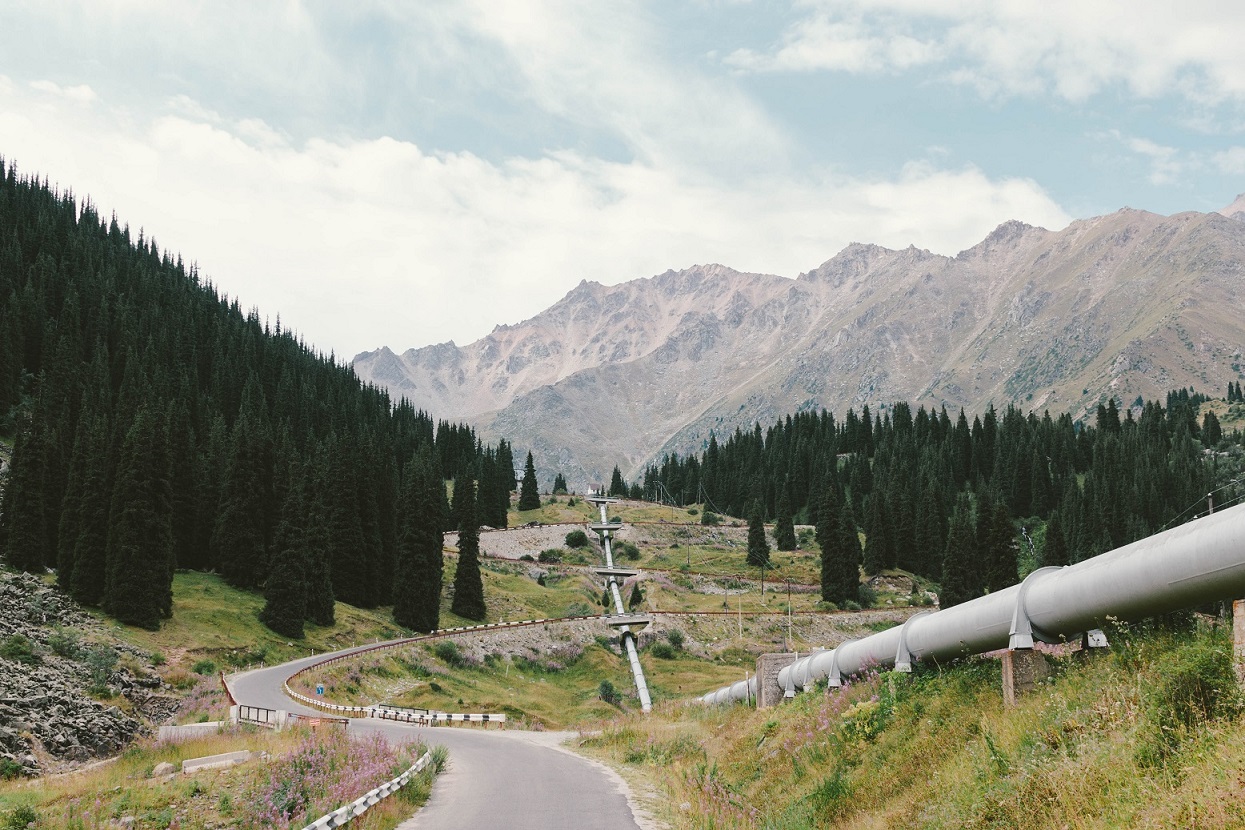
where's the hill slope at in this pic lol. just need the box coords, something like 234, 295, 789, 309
355, 208, 1245, 487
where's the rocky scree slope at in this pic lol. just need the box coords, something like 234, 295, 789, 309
0, 570, 174, 776
355, 207, 1245, 486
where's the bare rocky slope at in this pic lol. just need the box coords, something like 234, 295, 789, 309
355, 206, 1245, 488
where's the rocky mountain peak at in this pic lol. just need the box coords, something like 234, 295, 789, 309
354, 205, 1245, 489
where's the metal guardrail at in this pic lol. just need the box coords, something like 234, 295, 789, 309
301, 749, 433, 830
237, 704, 279, 728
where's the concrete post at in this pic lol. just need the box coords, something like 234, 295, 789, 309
1233, 600, 1245, 686
1001, 649, 1049, 708
756, 653, 799, 709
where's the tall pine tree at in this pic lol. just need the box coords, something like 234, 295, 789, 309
450, 478, 485, 621
518, 451, 541, 511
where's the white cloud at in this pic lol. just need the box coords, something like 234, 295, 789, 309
730, 1, 1245, 105
1214, 147, 1245, 175
29, 79, 97, 103
0, 79, 1071, 359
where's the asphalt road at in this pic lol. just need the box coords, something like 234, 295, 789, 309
226, 646, 652, 830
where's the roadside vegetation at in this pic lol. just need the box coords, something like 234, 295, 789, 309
0, 725, 443, 830
576, 617, 1245, 829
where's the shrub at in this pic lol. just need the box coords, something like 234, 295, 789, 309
687, 507, 698, 516
701, 511, 721, 526
666, 629, 685, 650
842, 600, 862, 612
599, 680, 621, 705
191, 659, 217, 676
3, 805, 38, 830
0, 635, 38, 665
519, 554, 535, 562
857, 583, 878, 609
649, 642, 677, 659
1136, 631, 1242, 767
537, 549, 562, 564
47, 628, 81, 659
429, 681, 443, 694
433, 640, 468, 668
565, 530, 590, 548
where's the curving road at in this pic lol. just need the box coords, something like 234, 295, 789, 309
228, 645, 655, 830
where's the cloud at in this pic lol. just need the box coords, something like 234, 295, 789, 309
727, 1, 1245, 106
1214, 147, 1245, 175
0, 78, 1071, 359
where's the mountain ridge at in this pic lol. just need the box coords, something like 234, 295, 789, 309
355, 204, 1245, 488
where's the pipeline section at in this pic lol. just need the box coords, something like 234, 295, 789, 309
592, 498, 653, 712
703, 499, 1245, 705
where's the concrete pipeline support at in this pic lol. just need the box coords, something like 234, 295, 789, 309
702, 499, 1245, 705
588, 496, 653, 713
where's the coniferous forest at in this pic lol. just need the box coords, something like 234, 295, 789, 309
640, 393, 1245, 607
0, 161, 516, 633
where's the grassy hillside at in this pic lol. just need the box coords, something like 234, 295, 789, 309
576, 619, 1245, 829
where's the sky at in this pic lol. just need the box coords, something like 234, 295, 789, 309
2, 1, 1244, 360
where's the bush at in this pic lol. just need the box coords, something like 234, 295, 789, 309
649, 642, 677, 659
565, 530, 590, 548
842, 600, 862, 612
47, 628, 81, 659
191, 659, 217, 676
666, 629, 685, 650
433, 640, 468, 668
429, 681, 443, 694
1136, 631, 1242, 767
0, 635, 38, 665
519, 554, 535, 562
687, 507, 698, 516
3, 805, 37, 830
616, 541, 641, 561
857, 583, 878, 609
537, 549, 562, 563
700, 511, 721, 526
599, 680, 621, 705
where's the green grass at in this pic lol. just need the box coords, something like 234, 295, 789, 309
577, 619, 1245, 829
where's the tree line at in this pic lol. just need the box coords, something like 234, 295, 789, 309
0, 160, 507, 634
636, 390, 1243, 608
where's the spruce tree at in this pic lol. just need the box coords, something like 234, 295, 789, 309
395, 453, 444, 632
518, 451, 541, 511
259, 537, 307, 639
817, 492, 860, 605
746, 500, 770, 567
608, 466, 627, 497
862, 491, 892, 575
939, 495, 979, 609
302, 455, 336, 626
1042, 510, 1070, 567
451, 479, 486, 620
553, 473, 568, 494
102, 406, 173, 629
69, 414, 112, 606
980, 494, 1018, 593
774, 482, 797, 551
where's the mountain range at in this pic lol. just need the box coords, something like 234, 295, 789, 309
354, 200, 1245, 489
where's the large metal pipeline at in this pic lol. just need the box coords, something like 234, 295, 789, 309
703, 499, 1245, 704
592, 498, 653, 712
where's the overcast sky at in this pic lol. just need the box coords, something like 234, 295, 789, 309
2, 1, 1244, 359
